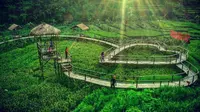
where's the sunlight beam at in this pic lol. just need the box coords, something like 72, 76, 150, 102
120, 0, 127, 40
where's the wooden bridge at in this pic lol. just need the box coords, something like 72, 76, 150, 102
60, 62, 198, 89
101, 43, 188, 65
1, 35, 199, 88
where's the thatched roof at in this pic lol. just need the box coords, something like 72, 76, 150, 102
76, 23, 89, 30
30, 23, 61, 36
8, 24, 20, 31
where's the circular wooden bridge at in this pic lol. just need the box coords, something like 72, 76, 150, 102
1, 35, 199, 89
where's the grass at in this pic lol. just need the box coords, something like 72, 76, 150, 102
0, 42, 101, 111
74, 87, 200, 112
83, 30, 121, 38
0, 0, 200, 111
0, 40, 184, 82
187, 40, 200, 73
1, 20, 197, 83
125, 29, 162, 37
55, 40, 184, 81
1, 19, 200, 42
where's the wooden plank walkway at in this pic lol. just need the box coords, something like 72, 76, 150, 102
1, 35, 198, 88
59, 41, 197, 88
0, 35, 119, 48
0, 36, 35, 45
101, 43, 187, 65
63, 62, 198, 88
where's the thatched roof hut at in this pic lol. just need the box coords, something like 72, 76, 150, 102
72, 23, 89, 31
30, 23, 61, 36
8, 24, 21, 31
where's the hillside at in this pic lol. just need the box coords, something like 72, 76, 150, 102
0, 0, 200, 111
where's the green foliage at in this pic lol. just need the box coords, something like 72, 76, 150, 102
0, 0, 200, 111
125, 30, 162, 37
0, 33, 199, 111
126, 107, 142, 112
1, 0, 199, 27
56, 40, 183, 81
83, 30, 121, 38
74, 87, 200, 112
0, 41, 98, 112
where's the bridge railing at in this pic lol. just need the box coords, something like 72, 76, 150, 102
182, 61, 199, 78
121, 39, 189, 56
104, 47, 116, 57
109, 54, 179, 64
71, 65, 188, 83
165, 46, 189, 58
103, 40, 188, 63
1, 35, 198, 88
71, 65, 199, 88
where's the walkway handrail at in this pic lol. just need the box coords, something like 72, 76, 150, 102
184, 61, 199, 74
104, 47, 116, 56
123, 41, 189, 55
0, 34, 119, 47
103, 42, 188, 64
71, 65, 187, 83
111, 54, 178, 59
121, 39, 189, 55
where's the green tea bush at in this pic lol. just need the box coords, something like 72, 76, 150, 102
74, 87, 200, 112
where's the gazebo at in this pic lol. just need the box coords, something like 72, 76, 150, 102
30, 23, 61, 78
30, 23, 61, 36
72, 23, 89, 31
8, 24, 21, 38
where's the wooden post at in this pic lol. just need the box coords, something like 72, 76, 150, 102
41, 61, 44, 80
68, 70, 70, 77
189, 64, 191, 69
54, 59, 57, 75
60, 65, 63, 78
37, 40, 44, 80
57, 63, 60, 77
182, 63, 184, 70
160, 81, 162, 87
192, 76, 195, 83
136, 77, 138, 89
180, 53, 182, 61
60, 64, 62, 78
